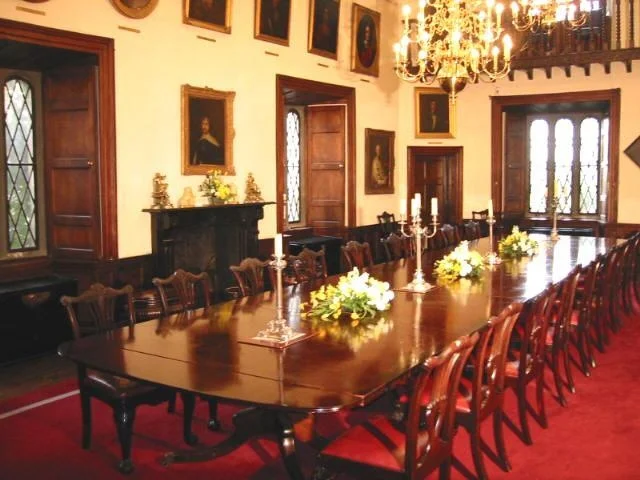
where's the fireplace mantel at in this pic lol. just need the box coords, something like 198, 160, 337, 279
143, 202, 274, 297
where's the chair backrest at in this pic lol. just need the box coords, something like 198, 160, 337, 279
290, 247, 328, 283
427, 229, 448, 250
550, 266, 582, 345
405, 332, 479, 478
380, 232, 409, 261
440, 223, 461, 246
377, 211, 397, 238
463, 220, 482, 241
229, 257, 272, 297
472, 208, 489, 220
60, 283, 135, 339
468, 302, 523, 416
341, 241, 374, 270
152, 269, 212, 314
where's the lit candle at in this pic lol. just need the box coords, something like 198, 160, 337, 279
399, 198, 407, 217
414, 192, 422, 208
411, 198, 419, 217
274, 233, 283, 257
431, 197, 438, 215
488, 199, 494, 218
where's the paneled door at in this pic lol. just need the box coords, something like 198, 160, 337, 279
305, 104, 346, 236
408, 146, 462, 225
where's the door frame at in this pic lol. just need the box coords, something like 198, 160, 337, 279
407, 146, 463, 222
275, 74, 356, 232
0, 19, 118, 263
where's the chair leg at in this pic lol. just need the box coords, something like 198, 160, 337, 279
535, 369, 548, 429
113, 405, 136, 474
167, 392, 176, 413
439, 456, 452, 480
516, 385, 533, 445
551, 348, 567, 407
469, 425, 489, 480
206, 397, 220, 431
493, 409, 511, 472
80, 389, 92, 449
576, 328, 591, 376
562, 342, 576, 394
180, 392, 198, 445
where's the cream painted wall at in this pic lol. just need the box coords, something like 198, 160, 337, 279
2, 0, 639, 261
397, 61, 640, 223
1, 0, 403, 258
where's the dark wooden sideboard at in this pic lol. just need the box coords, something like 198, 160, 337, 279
143, 202, 274, 297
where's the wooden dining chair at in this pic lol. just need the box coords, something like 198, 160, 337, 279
341, 240, 374, 270
61, 283, 196, 474
463, 220, 482, 241
229, 257, 273, 297
152, 269, 219, 430
380, 232, 409, 261
313, 333, 479, 480
377, 211, 397, 239
440, 223, 461, 246
472, 208, 489, 220
455, 302, 523, 480
289, 247, 328, 283
504, 283, 559, 445
427, 229, 448, 250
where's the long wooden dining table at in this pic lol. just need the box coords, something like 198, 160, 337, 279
58, 234, 622, 479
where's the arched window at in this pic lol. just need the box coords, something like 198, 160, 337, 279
285, 109, 302, 224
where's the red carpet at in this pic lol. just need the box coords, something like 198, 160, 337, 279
1, 305, 638, 479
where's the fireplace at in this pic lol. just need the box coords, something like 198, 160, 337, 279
144, 202, 274, 297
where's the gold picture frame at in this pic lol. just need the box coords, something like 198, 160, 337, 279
308, 0, 341, 60
181, 85, 235, 176
254, 0, 292, 46
365, 128, 395, 195
350, 3, 380, 77
183, 0, 232, 34
415, 87, 455, 138
111, 0, 159, 19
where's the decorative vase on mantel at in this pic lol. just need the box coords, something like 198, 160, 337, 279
207, 197, 224, 206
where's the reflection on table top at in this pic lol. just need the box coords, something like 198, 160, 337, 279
59, 235, 621, 413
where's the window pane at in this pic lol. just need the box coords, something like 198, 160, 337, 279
578, 117, 599, 214
4, 78, 37, 250
285, 110, 301, 224
554, 118, 574, 214
529, 119, 548, 213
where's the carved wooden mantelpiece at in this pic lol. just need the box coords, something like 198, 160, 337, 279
143, 202, 274, 297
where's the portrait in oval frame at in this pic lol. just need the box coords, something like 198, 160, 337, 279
111, 0, 159, 19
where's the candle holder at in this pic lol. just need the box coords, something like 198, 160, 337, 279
550, 196, 560, 241
256, 254, 297, 344
486, 216, 502, 265
399, 210, 439, 292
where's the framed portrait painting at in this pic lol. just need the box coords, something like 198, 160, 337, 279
350, 3, 380, 77
365, 128, 395, 195
181, 85, 235, 176
111, 0, 159, 18
254, 0, 292, 46
183, 0, 231, 34
308, 0, 341, 60
415, 87, 455, 138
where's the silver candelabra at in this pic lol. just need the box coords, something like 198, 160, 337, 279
257, 254, 296, 343
550, 196, 560, 241
399, 209, 439, 293
486, 216, 501, 265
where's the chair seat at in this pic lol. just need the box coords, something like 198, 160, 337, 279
505, 353, 534, 378
321, 414, 430, 473
85, 370, 160, 399
397, 377, 475, 414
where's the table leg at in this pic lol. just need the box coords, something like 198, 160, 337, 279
162, 407, 305, 480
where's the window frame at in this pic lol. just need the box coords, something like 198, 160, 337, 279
284, 105, 306, 229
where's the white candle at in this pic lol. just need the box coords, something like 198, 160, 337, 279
274, 233, 283, 257
431, 197, 438, 215
399, 199, 407, 217
411, 198, 419, 217
414, 193, 422, 208
488, 199, 494, 218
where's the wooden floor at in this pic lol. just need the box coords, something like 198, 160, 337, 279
0, 352, 76, 402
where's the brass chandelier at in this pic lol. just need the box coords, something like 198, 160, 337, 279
511, 0, 587, 33
394, 0, 513, 103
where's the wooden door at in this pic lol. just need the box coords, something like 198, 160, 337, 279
306, 105, 346, 236
44, 65, 101, 260
503, 111, 527, 220
408, 146, 462, 225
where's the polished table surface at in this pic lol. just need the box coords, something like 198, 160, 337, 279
59, 235, 620, 413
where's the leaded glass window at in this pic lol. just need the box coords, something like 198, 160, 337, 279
4, 78, 37, 251
285, 109, 301, 224
527, 112, 608, 219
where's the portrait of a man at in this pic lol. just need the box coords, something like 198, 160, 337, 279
309, 0, 340, 59
365, 128, 395, 195
415, 88, 455, 138
182, 85, 235, 175
184, 0, 229, 33
255, 0, 291, 45
350, 4, 380, 77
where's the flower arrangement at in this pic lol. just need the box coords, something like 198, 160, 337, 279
498, 226, 539, 259
198, 169, 236, 202
300, 268, 394, 321
433, 241, 485, 282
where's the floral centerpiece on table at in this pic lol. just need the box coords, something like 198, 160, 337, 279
433, 241, 485, 282
198, 169, 236, 203
498, 226, 539, 259
300, 268, 394, 322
